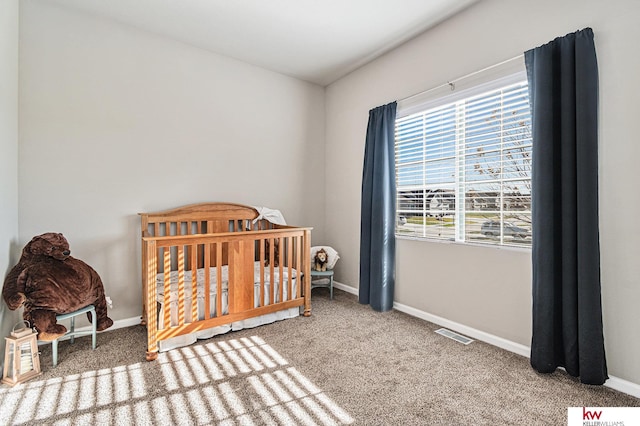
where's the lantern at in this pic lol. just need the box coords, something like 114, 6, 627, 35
2, 322, 42, 386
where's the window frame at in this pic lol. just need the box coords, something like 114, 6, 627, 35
395, 68, 532, 249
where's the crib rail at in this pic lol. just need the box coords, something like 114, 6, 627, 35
142, 228, 311, 359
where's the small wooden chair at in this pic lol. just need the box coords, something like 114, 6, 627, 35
50, 304, 97, 367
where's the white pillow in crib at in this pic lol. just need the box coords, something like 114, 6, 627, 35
310, 246, 340, 270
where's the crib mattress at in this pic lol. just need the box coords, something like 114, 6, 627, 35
156, 261, 298, 322
154, 261, 300, 352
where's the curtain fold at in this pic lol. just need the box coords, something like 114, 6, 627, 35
359, 102, 397, 312
525, 28, 607, 385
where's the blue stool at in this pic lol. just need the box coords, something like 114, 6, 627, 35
51, 305, 97, 367
310, 270, 334, 299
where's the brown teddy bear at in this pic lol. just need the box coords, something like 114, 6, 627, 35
2, 233, 113, 341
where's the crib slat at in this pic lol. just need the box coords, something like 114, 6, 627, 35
207, 220, 216, 266
259, 238, 265, 307
278, 237, 284, 303
287, 236, 293, 301
204, 242, 211, 320
269, 238, 275, 305
162, 248, 171, 329
296, 233, 302, 298
177, 245, 185, 326
216, 243, 223, 317
185, 222, 192, 273
154, 223, 162, 277
191, 242, 198, 323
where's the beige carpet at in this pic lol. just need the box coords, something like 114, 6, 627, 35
1, 289, 638, 425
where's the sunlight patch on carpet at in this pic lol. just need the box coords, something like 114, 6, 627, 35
157, 335, 353, 425
0, 335, 353, 425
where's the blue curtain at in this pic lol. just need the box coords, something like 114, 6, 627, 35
359, 102, 397, 312
525, 28, 607, 385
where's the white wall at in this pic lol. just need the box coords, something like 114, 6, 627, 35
0, 0, 21, 373
19, 1, 326, 322
326, 0, 640, 385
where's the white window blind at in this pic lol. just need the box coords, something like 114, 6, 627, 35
395, 80, 532, 247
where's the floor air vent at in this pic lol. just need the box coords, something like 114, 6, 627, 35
435, 328, 474, 345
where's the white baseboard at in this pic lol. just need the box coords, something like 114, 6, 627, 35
68, 315, 141, 334
393, 301, 531, 358
111, 316, 143, 330
332, 281, 640, 398
333, 281, 358, 295
605, 376, 640, 399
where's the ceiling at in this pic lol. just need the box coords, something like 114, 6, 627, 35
41, 0, 478, 86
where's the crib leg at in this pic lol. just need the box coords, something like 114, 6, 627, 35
303, 285, 312, 317
146, 351, 158, 361
303, 301, 312, 317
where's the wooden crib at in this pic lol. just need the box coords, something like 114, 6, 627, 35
140, 202, 312, 360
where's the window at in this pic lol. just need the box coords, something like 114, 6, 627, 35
395, 76, 531, 247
